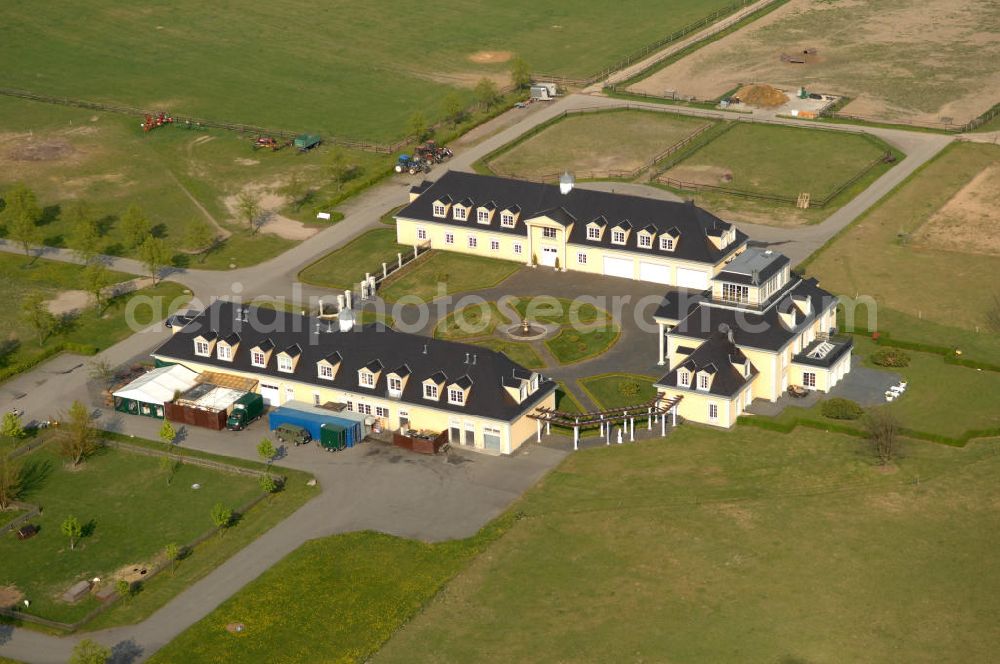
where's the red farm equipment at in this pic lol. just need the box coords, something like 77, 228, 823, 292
252, 136, 287, 151
141, 112, 174, 132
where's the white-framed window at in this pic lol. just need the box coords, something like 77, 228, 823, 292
217, 344, 231, 361
194, 340, 210, 357
660, 237, 674, 251
318, 363, 333, 379
251, 350, 266, 368
490, 239, 500, 251
513, 243, 523, 255
357, 403, 373, 415
638, 234, 652, 248
501, 212, 516, 227
679, 371, 690, 387
612, 229, 626, 244
277, 355, 293, 373
542, 227, 557, 239
313, 393, 321, 406
448, 388, 465, 405
587, 226, 601, 240
803, 372, 816, 388
424, 383, 438, 400
433, 203, 447, 218
477, 209, 491, 223
375, 406, 390, 418
722, 283, 750, 304
359, 371, 375, 388
445, 232, 454, 245
708, 403, 719, 420
416, 227, 427, 241
453, 206, 468, 221
698, 374, 710, 390
577, 252, 588, 265
345, 400, 354, 411
468, 235, 477, 248
388, 376, 402, 394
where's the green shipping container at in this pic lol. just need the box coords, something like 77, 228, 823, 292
320, 423, 348, 451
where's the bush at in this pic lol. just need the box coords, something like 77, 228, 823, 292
619, 381, 641, 399
871, 348, 910, 367
821, 398, 864, 420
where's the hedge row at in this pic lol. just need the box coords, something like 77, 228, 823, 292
842, 327, 1000, 373
738, 415, 1000, 448
0, 342, 99, 383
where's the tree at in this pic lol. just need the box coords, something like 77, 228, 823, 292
510, 56, 532, 89
70, 639, 111, 664
2, 184, 42, 257
442, 91, 466, 126
83, 262, 112, 312
158, 454, 177, 486
138, 236, 169, 283
115, 578, 132, 601
55, 400, 100, 467
20, 291, 56, 346
236, 191, 262, 235
259, 474, 278, 495
324, 148, 357, 192
257, 438, 276, 466
210, 502, 233, 535
406, 111, 431, 142
474, 78, 501, 110
62, 515, 83, 550
986, 293, 1000, 333
68, 201, 102, 261
281, 172, 308, 211
164, 542, 181, 576
0, 453, 23, 511
864, 407, 900, 466
1, 411, 24, 440
87, 359, 115, 388
119, 204, 151, 251
183, 218, 214, 260
159, 421, 176, 445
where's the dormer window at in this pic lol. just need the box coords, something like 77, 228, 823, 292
477, 207, 494, 224
217, 344, 232, 361
251, 350, 266, 367
722, 283, 750, 305
433, 203, 447, 218
424, 383, 438, 400
638, 234, 652, 249
319, 364, 334, 379
453, 206, 468, 221
679, 370, 690, 387
587, 226, 601, 240
277, 355, 293, 373
448, 387, 465, 405
612, 229, 626, 244
501, 211, 516, 227
359, 371, 375, 388
195, 340, 210, 357
698, 374, 710, 390
388, 376, 402, 394
660, 237, 675, 251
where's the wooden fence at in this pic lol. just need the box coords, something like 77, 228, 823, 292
1, 502, 41, 535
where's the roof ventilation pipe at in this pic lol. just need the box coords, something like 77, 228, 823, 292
559, 171, 575, 195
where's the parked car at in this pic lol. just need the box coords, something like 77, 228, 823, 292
274, 423, 311, 446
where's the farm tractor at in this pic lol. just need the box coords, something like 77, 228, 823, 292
141, 112, 174, 132
395, 154, 431, 175
414, 140, 453, 165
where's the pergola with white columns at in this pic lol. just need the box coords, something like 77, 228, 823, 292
528, 395, 682, 450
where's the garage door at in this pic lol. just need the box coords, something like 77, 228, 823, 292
639, 262, 671, 285
603, 256, 633, 280
676, 267, 708, 290
260, 383, 280, 406
483, 427, 502, 452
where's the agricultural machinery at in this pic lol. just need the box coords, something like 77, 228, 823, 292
141, 112, 174, 132
395, 154, 431, 175
413, 140, 453, 165
252, 136, 287, 151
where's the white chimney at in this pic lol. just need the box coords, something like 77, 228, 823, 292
559, 171, 575, 195
338, 308, 356, 333
336, 294, 346, 312
344, 289, 352, 310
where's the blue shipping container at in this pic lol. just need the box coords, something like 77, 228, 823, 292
268, 405, 363, 445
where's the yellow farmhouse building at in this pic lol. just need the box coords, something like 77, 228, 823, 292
152, 301, 556, 455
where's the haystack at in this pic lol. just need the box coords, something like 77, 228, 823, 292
733, 84, 789, 108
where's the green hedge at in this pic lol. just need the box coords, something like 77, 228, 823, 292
842, 328, 1000, 373
871, 348, 910, 368
738, 415, 1000, 448
820, 398, 864, 420
0, 342, 100, 384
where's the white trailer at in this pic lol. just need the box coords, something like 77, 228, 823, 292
530, 83, 558, 101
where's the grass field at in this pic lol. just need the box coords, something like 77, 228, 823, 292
0, 443, 262, 624
2, 0, 740, 141
806, 142, 1000, 332
378, 252, 522, 303
579, 373, 659, 409
488, 110, 712, 179
662, 122, 897, 226
0, 253, 187, 381
0, 96, 383, 270
377, 426, 1000, 663
631, 0, 1000, 127
434, 303, 511, 340
469, 338, 545, 370
298, 229, 408, 291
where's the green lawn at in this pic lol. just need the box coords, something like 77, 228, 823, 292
662, 122, 898, 226
555, 383, 584, 413
0, 96, 383, 270
545, 326, 620, 365
0, 253, 188, 382
147, 525, 511, 664
506, 296, 618, 364
488, 110, 712, 179
2, 0, 739, 141
376, 426, 1000, 663
806, 142, 1000, 332
0, 443, 262, 624
469, 338, 545, 370
298, 229, 408, 291
579, 373, 659, 409
434, 303, 512, 340
378, 252, 521, 303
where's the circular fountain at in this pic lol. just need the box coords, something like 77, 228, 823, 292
504, 317, 554, 341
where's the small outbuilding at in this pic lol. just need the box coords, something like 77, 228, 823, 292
113, 364, 200, 419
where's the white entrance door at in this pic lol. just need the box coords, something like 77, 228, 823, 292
285, 386, 295, 403
639, 261, 671, 284
603, 256, 633, 279
676, 267, 709, 289
260, 383, 280, 406
540, 246, 558, 267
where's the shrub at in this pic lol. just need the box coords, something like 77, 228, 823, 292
871, 348, 910, 367
821, 398, 864, 420
619, 381, 641, 399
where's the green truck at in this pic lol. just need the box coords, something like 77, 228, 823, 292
226, 392, 265, 431
293, 134, 322, 152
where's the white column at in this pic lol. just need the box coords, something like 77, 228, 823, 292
647, 407, 652, 430
414, 245, 419, 259
629, 417, 635, 442
546, 420, 551, 435
662, 412, 667, 436
573, 420, 579, 451
397, 252, 403, 269
658, 322, 666, 365
536, 419, 541, 442
672, 405, 677, 427
382, 262, 388, 279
